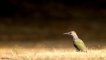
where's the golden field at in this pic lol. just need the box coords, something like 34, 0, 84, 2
0, 45, 106, 60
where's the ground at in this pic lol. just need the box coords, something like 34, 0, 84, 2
0, 45, 106, 60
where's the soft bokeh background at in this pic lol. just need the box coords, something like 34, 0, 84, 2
0, 0, 106, 48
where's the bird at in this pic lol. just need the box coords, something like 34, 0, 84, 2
63, 31, 87, 52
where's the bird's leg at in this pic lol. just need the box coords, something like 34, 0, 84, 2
76, 49, 80, 52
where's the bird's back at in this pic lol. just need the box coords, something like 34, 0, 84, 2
73, 39, 87, 52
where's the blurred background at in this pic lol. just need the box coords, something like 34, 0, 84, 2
0, 0, 106, 48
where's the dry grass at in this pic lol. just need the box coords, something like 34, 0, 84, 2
0, 45, 106, 60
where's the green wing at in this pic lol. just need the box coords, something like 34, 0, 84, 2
75, 39, 87, 51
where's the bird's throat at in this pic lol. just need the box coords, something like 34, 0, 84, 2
72, 35, 79, 40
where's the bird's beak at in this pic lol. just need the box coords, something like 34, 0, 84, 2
63, 32, 70, 35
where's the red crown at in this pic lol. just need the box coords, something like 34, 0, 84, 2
70, 30, 76, 33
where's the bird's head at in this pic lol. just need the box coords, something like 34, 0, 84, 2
63, 31, 77, 36
63, 31, 79, 40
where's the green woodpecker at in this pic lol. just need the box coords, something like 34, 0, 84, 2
64, 31, 87, 52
